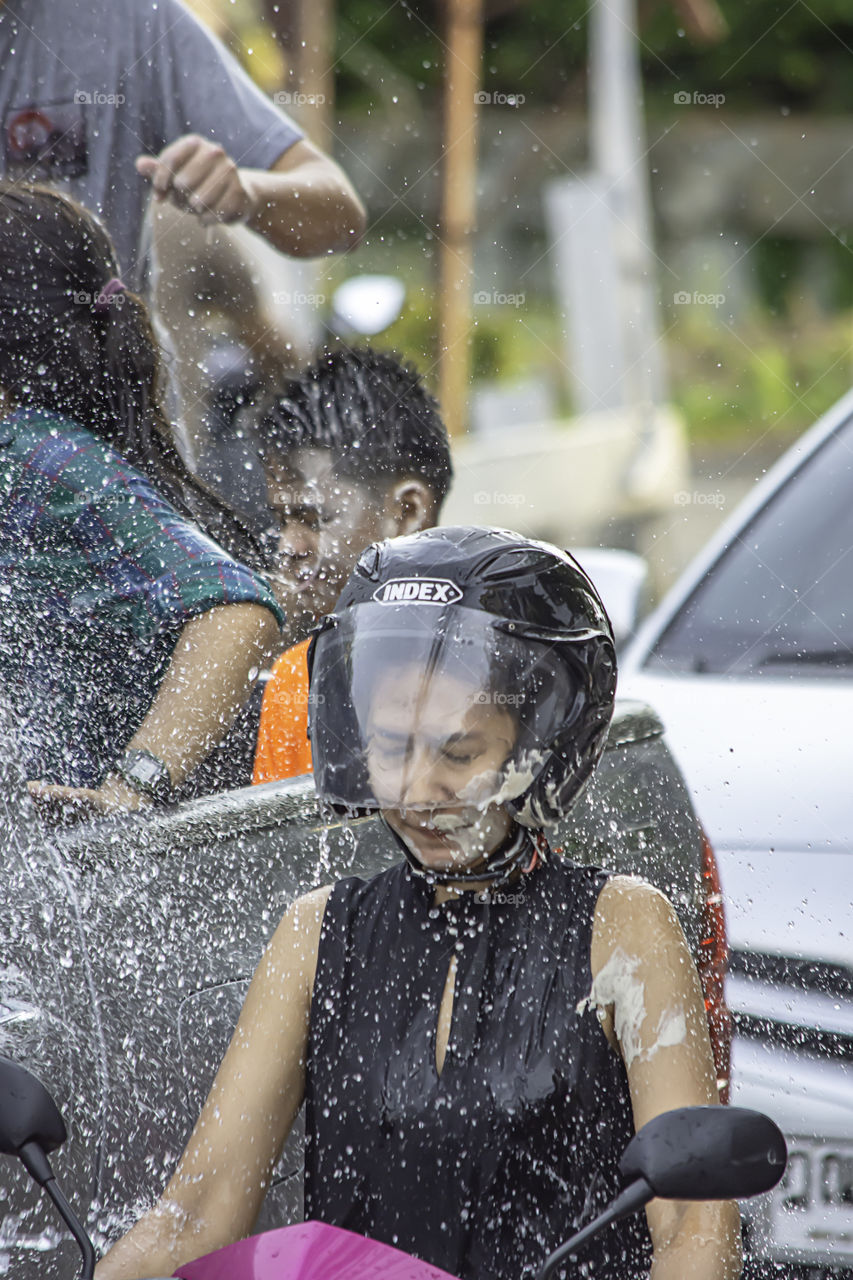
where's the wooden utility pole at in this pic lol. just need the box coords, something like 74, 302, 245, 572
263, 0, 334, 144
438, 0, 484, 437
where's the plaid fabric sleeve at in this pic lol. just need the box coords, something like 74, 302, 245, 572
4, 417, 285, 642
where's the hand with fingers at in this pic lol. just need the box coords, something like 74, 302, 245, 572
136, 134, 258, 226
26, 777, 152, 825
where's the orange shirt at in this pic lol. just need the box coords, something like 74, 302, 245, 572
252, 638, 314, 783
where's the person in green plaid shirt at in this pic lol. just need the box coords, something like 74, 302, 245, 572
0, 406, 284, 791
0, 183, 284, 817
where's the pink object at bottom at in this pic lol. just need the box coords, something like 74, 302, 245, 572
173, 1220, 462, 1280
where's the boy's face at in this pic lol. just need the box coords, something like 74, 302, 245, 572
265, 447, 393, 638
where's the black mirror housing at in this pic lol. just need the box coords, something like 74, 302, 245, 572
0, 1055, 66, 1159
619, 1105, 787, 1202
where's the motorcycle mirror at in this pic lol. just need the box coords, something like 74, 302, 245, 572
0, 1054, 66, 1162
0, 1056, 95, 1280
331, 274, 406, 336
537, 1105, 787, 1279
619, 1105, 787, 1201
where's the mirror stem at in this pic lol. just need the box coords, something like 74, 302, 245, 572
536, 1175, 654, 1280
19, 1141, 96, 1280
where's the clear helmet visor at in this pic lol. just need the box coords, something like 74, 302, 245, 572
309, 601, 577, 818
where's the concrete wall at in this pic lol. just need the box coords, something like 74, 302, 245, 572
442, 403, 689, 552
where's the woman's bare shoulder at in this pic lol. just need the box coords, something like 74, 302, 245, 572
260, 883, 334, 992
591, 874, 684, 973
596, 873, 674, 916
288, 883, 335, 927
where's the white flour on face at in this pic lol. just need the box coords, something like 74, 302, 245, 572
455, 767, 503, 808
455, 749, 546, 811
430, 812, 470, 831
393, 810, 505, 868
489, 753, 543, 806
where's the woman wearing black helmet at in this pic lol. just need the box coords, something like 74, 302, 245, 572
99, 527, 742, 1280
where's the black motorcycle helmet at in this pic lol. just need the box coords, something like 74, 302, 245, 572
307, 526, 617, 832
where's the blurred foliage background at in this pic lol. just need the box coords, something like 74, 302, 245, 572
191, 0, 853, 450
206, 0, 853, 113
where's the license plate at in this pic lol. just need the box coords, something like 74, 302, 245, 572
765, 1138, 853, 1265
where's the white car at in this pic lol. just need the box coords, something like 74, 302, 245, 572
619, 389, 853, 1276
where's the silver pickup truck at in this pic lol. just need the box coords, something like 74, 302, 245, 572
0, 699, 723, 1278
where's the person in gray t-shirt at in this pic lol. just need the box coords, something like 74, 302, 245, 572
0, 0, 365, 287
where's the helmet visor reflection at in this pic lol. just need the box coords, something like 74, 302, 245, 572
309, 602, 575, 815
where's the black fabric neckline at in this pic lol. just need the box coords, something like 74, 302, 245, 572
304, 853, 652, 1279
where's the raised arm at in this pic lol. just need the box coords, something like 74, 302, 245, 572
95, 884, 331, 1279
245, 139, 367, 256
590, 876, 743, 1280
137, 137, 366, 257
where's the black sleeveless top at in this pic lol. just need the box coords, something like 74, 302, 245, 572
304, 853, 652, 1280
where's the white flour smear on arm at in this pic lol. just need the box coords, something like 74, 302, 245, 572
577, 948, 687, 1067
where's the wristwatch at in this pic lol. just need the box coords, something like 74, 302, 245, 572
114, 748, 174, 804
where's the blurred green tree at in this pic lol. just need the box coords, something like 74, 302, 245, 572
331, 0, 853, 114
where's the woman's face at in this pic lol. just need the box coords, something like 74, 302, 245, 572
366, 665, 517, 873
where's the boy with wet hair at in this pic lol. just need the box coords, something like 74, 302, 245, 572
251, 345, 453, 784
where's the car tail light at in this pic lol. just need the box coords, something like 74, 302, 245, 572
696, 829, 732, 1103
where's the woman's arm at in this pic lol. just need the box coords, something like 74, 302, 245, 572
95, 884, 331, 1279
590, 876, 743, 1280
116, 602, 279, 785
29, 601, 279, 814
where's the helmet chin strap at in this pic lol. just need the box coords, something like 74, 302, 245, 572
384, 818, 544, 891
